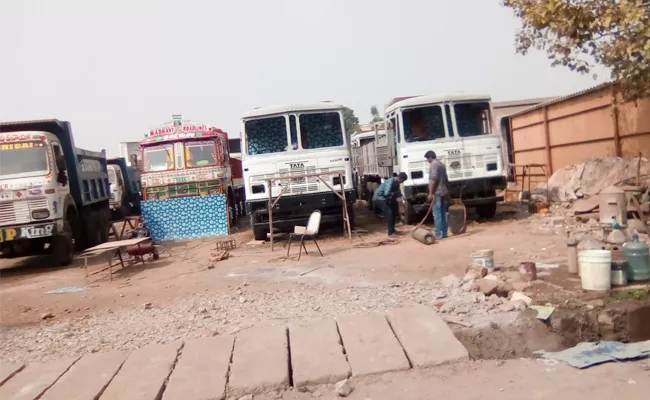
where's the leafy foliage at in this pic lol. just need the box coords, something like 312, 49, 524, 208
343, 107, 359, 135
504, 0, 650, 101
370, 105, 384, 124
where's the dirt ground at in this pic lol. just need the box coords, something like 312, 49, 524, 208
263, 358, 650, 400
0, 202, 642, 364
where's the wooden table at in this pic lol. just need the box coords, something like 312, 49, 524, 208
109, 216, 140, 240
80, 237, 151, 281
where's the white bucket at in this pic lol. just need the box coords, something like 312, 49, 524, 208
472, 249, 494, 272
578, 250, 612, 291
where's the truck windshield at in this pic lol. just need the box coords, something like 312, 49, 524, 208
403, 106, 446, 142
454, 102, 491, 137
0, 141, 49, 177
143, 144, 174, 172
298, 112, 344, 149
245, 116, 288, 155
185, 140, 218, 168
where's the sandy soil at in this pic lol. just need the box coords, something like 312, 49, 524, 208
0, 203, 609, 364
263, 358, 650, 399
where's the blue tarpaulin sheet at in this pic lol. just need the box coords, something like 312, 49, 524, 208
535, 340, 650, 369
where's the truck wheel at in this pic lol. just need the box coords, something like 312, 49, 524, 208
51, 220, 74, 266
402, 200, 417, 225
84, 211, 105, 248
476, 202, 497, 219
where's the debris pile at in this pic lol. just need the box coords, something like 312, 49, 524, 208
546, 157, 650, 202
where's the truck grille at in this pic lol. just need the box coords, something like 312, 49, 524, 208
251, 167, 335, 194
0, 198, 49, 225
409, 153, 498, 180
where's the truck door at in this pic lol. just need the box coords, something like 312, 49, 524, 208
51, 142, 67, 219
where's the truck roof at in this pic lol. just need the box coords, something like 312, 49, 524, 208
385, 93, 492, 114
0, 119, 68, 132
241, 102, 344, 119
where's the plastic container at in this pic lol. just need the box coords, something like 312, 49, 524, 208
623, 234, 650, 281
599, 186, 627, 225
578, 250, 612, 290
567, 238, 579, 274
472, 249, 494, 272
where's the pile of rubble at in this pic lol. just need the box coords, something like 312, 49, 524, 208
545, 157, 649, 202
432, 270, 533, 318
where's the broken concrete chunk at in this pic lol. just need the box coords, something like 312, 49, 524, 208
477, 279, 499, 296
511, 291, 533, 306
335, 379, 352, 397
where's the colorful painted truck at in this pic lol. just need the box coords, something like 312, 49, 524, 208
139, 116, 245, 232
0, 120, 111, 265
107, 157, 141, 218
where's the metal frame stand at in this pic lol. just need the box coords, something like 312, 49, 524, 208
264, 171, 352, 251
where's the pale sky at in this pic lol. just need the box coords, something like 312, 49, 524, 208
0, 0, 607, 156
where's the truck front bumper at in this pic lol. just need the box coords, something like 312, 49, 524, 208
0, 221, 58, 243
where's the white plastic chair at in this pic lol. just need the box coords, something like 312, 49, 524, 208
286, 210, 323, 260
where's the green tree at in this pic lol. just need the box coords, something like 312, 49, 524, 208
343, 107, 359, 134
503, 0, 650, 101
370, 105, 384, 124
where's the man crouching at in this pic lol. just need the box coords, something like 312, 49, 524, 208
372, 172, 408, 237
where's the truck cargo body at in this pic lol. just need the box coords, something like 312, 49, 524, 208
0, 120, 110, 265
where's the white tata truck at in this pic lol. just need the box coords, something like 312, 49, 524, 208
241, 102, 355, 240
363, 94, 507, 223
0, 120, 111, 265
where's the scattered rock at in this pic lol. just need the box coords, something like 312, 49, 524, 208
143, 302, 152, 310
238, 296, 247, 304
440, 274, 461, 288
462, 271, 478, 282
41, 313, 54, 320
476, 278, 498, 295
199, 329, 219, 338
510, 300, 528, 311
335, 379, 352, 397
238, 395, 253, 400
511, 291, 533, 306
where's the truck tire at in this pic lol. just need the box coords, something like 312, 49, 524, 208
51, 220, 74, 266
402, 200, 417, 225
84, 211, 106, 248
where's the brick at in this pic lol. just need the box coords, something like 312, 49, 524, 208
41, 352, 128, 400
228, 326, 289, 397
0, 362, 24, 386
162, 336, 234, 400
100, 342, 181, 400
336, 313, 410, 376
0, 357, 78, 400
289, 319, 350, 387
386, 305, 468, 368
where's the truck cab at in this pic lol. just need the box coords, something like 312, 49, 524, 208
241, 102, 355, 240
108, 158, 141, 218
383, 94, 507, 222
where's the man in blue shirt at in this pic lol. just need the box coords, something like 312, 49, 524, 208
373, 172, 408, 236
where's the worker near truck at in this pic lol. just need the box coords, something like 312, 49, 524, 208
372, 172, 408, 237
425, 150, 450, 239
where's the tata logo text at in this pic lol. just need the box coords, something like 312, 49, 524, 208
446, 150, 461, 156
288, 162, 305, 169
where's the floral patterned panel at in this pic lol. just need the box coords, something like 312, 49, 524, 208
403, 106, 446, 142
141, 194, 228, 241
299, 112, 344, 149
245, 117, 288, 155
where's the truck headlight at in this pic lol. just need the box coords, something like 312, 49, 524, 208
32, 209, 50, 219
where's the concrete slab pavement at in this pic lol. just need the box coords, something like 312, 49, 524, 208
162, 336, 234, 400
289, 319, 350, 387
0, 356, 79, 400
99, 342, 181, 400
386, 305, 469, 368
40, 351, 128, 400
0, 363, 24, 386
228, 325, 289, 397
337, 313, 410, 376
